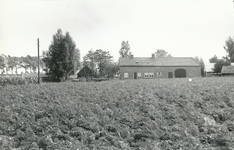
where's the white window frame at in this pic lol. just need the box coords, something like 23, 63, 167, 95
124, 73, 128, 78
144, 72, 154, 78
144, 73, 149, 78
137, 72, 141, 77
157, 72, 162, 76
149, 73, 154, 78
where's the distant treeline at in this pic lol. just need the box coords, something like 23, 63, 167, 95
0, 54, 44, 74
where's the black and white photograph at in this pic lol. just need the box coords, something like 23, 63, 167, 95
0, 0, 234, 149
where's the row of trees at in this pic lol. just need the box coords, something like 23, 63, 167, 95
0, 54, 44, 74
209, 36, 234, 73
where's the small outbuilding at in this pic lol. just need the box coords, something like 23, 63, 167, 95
221, 65, 234, 76
77, 65, 93, 78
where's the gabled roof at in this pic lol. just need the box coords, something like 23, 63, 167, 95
119, 57, 200, 67
221, 65, 234, 74
77, 65, 92, 77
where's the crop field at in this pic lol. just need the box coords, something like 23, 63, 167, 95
0, 77, 234, 150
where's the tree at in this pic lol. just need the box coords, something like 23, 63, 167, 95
83, 49, 113, 77
0, 55, 6, 74
155, 49, 172, 57
104, 62, 119, 79
23, 55, 37, 73
213, 59, 231, 73
223, 36, 234, 62
43, 29, 80, 81
119, 41, 131, 57
64, 32, 80, 75
19, 56, 29, 73
7, 56, 21, 74
193, 56, 205, 77
94, 49, 113, 76
73, 48, 80, 74
209, 54, 219, 63
7, 56, 14, 74
83, 49, 96, 72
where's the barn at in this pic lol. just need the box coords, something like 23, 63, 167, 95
119, 54, 201, 79
77, 65, 93, 78
221, 65, 234, 76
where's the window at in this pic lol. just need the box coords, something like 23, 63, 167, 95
144, 73, 149, 78
157, 72, 162, 76
137, 72, 141, 77
149, 73, 154, 78
124, 73, 128, 78
144, 72, 154, 78
188, 71, 194, 77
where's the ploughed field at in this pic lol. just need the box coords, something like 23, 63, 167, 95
0, 77, 234, 150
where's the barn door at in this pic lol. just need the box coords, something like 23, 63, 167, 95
168, 72, 173, 78
134, 72, 137, 79
175, 69, 186, 78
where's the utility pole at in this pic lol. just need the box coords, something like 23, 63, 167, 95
37, 38, 40, 84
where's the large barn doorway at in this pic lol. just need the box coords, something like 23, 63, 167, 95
175, 69, 186, 78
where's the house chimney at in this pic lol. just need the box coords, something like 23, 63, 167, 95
129, 54, 134, 59
152, 53, 155, 58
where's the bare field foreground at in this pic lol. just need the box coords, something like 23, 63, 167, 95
0, 77, 234, 150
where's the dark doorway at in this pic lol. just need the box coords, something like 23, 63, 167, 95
134, 72, 137, 79
175, 69, 186, 78
168, 72, 173, 78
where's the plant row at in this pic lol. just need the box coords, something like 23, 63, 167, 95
0, 77, 234, 149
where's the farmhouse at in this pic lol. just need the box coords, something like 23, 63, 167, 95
119, 54, 201, 79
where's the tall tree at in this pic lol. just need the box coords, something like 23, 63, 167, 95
7, 55, 14, 74
83, 49, 113, 77
104, 61, 119, 79
94, 49, 113, 76
43, 29, 80, 81
119, 41, 131, 57
155, 49, 172, 57
7, 56, 21, 74
223, 36, 234, 62
22, 55, 37, 73
0, 55, 6, 74
19, 56, 29, 73
193, 56, 205, 77
64, 32, 80, 75
213, 59, 231, 73
209, 54, 219, 63
83, 49, 96, 72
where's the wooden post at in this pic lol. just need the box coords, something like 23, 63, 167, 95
37, 38, 40, 84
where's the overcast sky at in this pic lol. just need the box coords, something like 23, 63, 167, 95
0, 0, 234, 63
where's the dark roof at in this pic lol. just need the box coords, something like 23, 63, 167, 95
221, 65, 234, 74
119, 57, 200, 67
77, 65, 92, 77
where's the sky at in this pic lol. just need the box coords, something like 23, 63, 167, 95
0, 0, 234, 63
